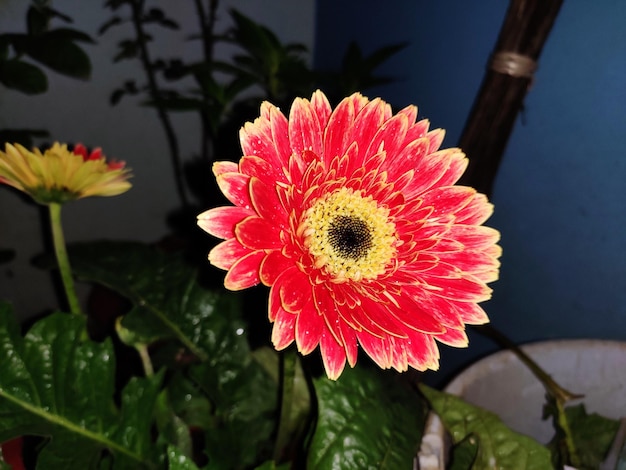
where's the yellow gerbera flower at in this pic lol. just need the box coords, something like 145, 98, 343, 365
0, 142, 132, 204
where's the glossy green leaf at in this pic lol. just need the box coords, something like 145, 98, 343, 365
65, 241, 280, 469
449, 434, 479, 470
308, 366, 426, 469
66, 241, 214, 361
421, 385, 552, 469
547, 404, 621, 469
253, 461, 291, 470
187, 313, 279, 469
0, 301, 162, 469
166, 445, 200, 470
0, 59, 47, 94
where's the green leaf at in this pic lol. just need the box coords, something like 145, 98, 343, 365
547, 404, 621, 469
66, 241, 211, 361
449, 434, 479, 470
26, 5, 49, 36
187, 318, 279, 469
0, 129, 49, 148
421, 385, 553, 469
25, 32, 91, 79
0, 59, 48, 94
0, 301, 162, 468
308, 366, 426, 469
167, 445, 200, 470
64, 241, 280, 469
253, 461, 291, 470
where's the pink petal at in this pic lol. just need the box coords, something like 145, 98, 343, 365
295, 301, 324, 355
455, 193, 494, 225
455, 302, 490, 325
403, 119, 431, 145
208, 238, 250, 270
268, 282, 282, 321
426, 128, 446, 153
279, 269, 311, 314
400, 291, 465, 330
223, 250, 265, 290
420, 186, 476, 221
430, 149, 468, 187
310, 90, 332, 129
397, 104, 418, 124
352, 98, 389, 160
240, 114, 281, 168
405, 330, 440, 371
428, 275, 492, 303
356, 331, 391, 369
357, 297, 408, 337
213, 161, 238, 176
197, 206, 253, 239
312, 286, 353, 345
259, 251, 293, 286
382, 295, 447, 334
320, 331, 347, 380
269, 107, 292, 168
271, 306, 296, 350
215, 171, 252, 208
339, 322, 359, 367
235, 216, 283, 250
240, 155, 286, 185
436, 328, 468, 347
445, 225, 501, 250
249, 176, 287, 223
365, 113, 409, 162
383, 137, 431, 183
323, 97, 356, 163
289, 97, 323, 159
436, 250, 500, 277
388, 337, 409, 372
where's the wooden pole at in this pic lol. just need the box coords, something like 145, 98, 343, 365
458, 0, 564, 196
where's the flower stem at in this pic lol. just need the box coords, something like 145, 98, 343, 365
476, 325, 582, 402
476, 325, 583, 466
273, 350, 297, 463
49, 203, 82, 315
136, 344, 154, 377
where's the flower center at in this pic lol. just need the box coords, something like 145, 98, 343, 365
303, 188, 397, 282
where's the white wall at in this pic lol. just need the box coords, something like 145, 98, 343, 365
0, 0, 315, 321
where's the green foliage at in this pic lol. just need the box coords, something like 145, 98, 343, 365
68, 241, 281, 469
0, 301, 162, 468
546, 403, 621, 469
448, 434, 479, 470
333, 41, 407, 97
0, 1, 92, 147
421, 385, 553, 469
0, 3, 93, 90
308, 366, 427, 469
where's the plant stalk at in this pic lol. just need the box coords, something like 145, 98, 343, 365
48, 203, 82, 315
129, 0, 189, 207
476, 325, 583, 466
273, 350, 297, 463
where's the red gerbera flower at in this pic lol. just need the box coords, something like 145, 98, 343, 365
198, 91, 501, 379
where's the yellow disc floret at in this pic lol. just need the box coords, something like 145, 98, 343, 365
302, 187, 397, 282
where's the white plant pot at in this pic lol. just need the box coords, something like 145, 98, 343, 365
418, 339, 626, 469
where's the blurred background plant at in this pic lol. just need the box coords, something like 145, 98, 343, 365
0, 0, 93, 146
96, 0, 405, 212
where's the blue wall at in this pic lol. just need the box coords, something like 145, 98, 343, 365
315, 0, 626, 383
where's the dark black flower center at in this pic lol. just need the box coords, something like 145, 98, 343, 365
327, 215, 372, 260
